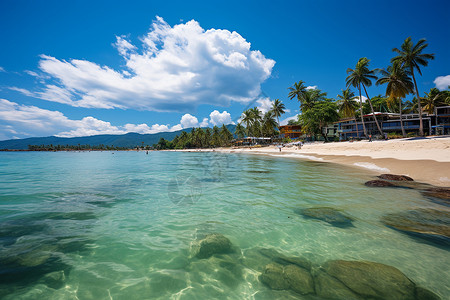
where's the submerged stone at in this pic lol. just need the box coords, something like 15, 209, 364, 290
381, 209, 450, 246
321, 260, 415, 300
378, 174, 414, 181
40, 270, 66, 289
258, 248, 311, 271
297, 207, 354, 228
259, 263, 314, 295
365, 180, 395, 187
422, 187, 450, 205
192, 233, 232, 259
314, 270, 362, 300
415, 286, 442, 300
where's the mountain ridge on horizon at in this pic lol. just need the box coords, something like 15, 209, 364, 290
0, 125, 237, 150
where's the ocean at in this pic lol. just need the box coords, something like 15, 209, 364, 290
0, 151, 448, 299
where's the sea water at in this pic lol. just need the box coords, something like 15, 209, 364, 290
0, 151, 448, 299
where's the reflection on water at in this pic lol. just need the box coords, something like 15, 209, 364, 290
0, 151, 448, 299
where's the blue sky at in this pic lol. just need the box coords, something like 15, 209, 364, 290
1, 0, 449, 140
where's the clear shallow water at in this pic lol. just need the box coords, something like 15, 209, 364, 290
0, 151, 448, 299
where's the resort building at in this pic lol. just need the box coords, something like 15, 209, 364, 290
434, 106, 450, 135
278, 125, 302, 139
337, 112, 434, 140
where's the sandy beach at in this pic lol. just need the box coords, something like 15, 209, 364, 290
208, 136, 450, 187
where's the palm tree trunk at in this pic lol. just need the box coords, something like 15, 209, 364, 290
358, 86, 367, 137
410, 67, 424, 136
362, 84, 384, 136
399, 98, 406, 137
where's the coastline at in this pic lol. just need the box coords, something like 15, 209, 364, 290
182, 136, 450, 187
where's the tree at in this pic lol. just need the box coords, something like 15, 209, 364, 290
211, 126, 221, 147
220, 124, 233, 146
376, 62, 414, 137
250, 107, 263, 136
346, 57, 383, 136
300, 100, 339, 142
241, 109, 253, 136
337, 88, 359, 137
288, 81, 308, 104
422, 88, 448, 115
392, 37, 435, 136
271, 99, 286, 126
262, 111, 277, 137
235, 123, 246, 139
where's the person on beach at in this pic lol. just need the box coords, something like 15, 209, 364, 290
369, 134, 372, 142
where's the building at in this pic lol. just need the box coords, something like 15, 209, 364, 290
434, 106, 450, 135
337, 112, 433, 140
278, 125, 302, 139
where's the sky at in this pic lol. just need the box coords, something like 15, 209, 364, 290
0, 0, 449, 140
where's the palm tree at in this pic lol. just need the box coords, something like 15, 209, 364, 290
337, 88, 359, 137
262, 111, 278, 137
235, 123, 246, 139
300, 89, 327, 112
250, 107, 263, 136
241, 109, 253, 136
376, 62, 414, 137
392, 37, 435, 136
271, 99, 286, 126
346, 57, 383, 137
288, 81, 308, 107
422, 88, 447, 115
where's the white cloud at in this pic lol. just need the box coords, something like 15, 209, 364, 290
27, 17, 274, 112
306, 85, 317, 90
0, 99, 181, 139
256, 97, 274, 114
0, 67, 5, 72
199, 118, 209, 127
280, 115, 299, 126
8, 87, 35, 97
180, 113, 199, 128
209, 110, 233, 126
434, 75, 450, 90
25, 70, 39, 77
356, 95, 367, 103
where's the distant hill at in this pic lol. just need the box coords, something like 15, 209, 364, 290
0, 125, 236, 150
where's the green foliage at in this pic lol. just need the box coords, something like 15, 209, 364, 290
300, 99, 339, 142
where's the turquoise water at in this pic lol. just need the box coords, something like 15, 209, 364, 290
0, 151, 448, 299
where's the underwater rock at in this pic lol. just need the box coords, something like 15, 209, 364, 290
258, 248, 311, 271
321, 260, 415, 300
40, 270, 66, 289
365, 180, 395, 187
297, 207, 354, 228
259, 263, 314, 295
192, 233, 232, 259
422, 187, 450, 204
314, 270, 362, 300
260, 263, 290, 290
284, 264, 314, 295
378, 174, 414, 181
415, 286, 442, 300
381, 209, 450, 246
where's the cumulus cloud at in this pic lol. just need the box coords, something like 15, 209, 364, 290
180, 113, 199, 128
0, 99, 180, 139
356, 95, 367, 103
280, 115, 299, 125
26, 17, 274, 112
209, 110, 233, 126
306, 85, 317, 90
434, 75, 450, 90
256, 97, 274, 114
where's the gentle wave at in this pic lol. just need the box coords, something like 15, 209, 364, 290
353, 162, 390, 172
270, 153, 324, 161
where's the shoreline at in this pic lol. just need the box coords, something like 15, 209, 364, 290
180, 136, 450, 187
